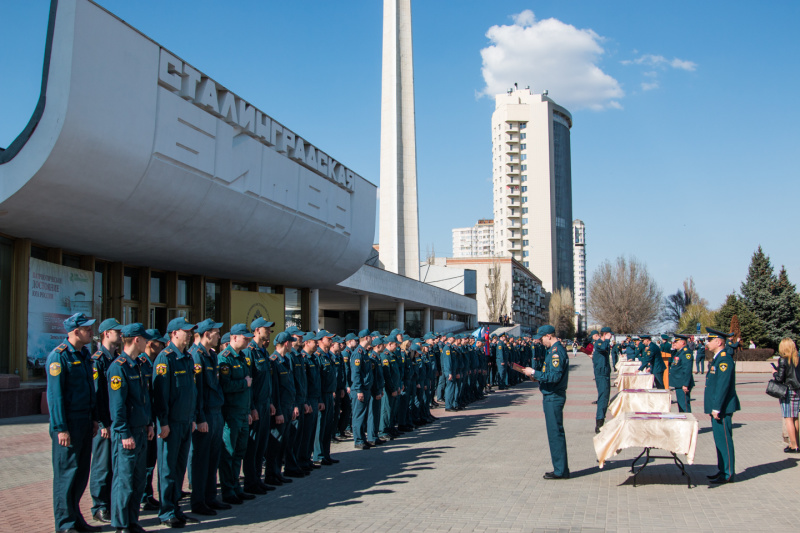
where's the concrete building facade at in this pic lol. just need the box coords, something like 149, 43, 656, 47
491, 86, 574, 294
0, 0, 475, 393
442, 257, 546, 335
573, 219, 587, 334
452, 218, 495, 258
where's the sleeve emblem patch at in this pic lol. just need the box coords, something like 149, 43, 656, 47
156, 363, 167, 376
719, 363, 728, 372
49, 362, 61, 376
93, 368, 98, 380
110, 376, 122, 391
194, 364, 202, 374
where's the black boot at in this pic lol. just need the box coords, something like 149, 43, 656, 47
595, 419, 604, 434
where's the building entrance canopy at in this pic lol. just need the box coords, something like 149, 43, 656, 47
0, 0, 376, 287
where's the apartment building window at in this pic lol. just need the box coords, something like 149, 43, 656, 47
522, 208, 528, 214
521, 186, 527, 192
520, 133, 526, 139
521, 165, 527, 171
522, 218, 528, 224
521, 174, 527, 182
523, 240, 529, 246
523, 261, 529, 268
523, 251, 530, 257
520, 143, 526, 150
520, 154, 527, 160
520, 123, 527, 129
521, 196, 527, 202
522, 229, 528, 235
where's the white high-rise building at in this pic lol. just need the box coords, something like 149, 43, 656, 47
491, 86, 573, 293
573, 219, 587, 334
452, 219, 495, 258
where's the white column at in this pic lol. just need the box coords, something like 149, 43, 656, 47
359, 295, 369, 331
309, 289, 319, 332
423, 307, 431, 333
396, 301, 405, 330
378, 0, 420, 279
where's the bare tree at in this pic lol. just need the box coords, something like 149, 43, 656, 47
588, 256, 663, 333
662, 276, 707, 327
425, 243, 436, 265
485, 259, 508, 322
549, 287, 575, 339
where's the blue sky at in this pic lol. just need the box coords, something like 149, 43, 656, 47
2, 1, 798, 312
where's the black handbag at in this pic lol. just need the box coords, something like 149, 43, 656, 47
766, 379, 789, 400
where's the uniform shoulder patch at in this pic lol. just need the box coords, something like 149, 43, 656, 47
719, 362, 728, 372
194, 363, 202, 374
269, 354, 278, 361
383, 360, 390, 366
156, 363, 167, 376
116, 357, 126, 365
354, 358, 361, 366
220, 364, 230, 375
245, 357, 251, 366
49, 362, 62, 376
552, 359, 560, 368
110, 375, 122, 391
93, 368, 98, 380
55, 344, 67, 353
92, 351, 103, 360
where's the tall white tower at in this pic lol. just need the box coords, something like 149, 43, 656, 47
573, 219, 587, 333
491, 87, 573, 293
379, 0, 420, 279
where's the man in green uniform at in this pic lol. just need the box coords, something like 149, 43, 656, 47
152, 317, 199, 528
524, 325, 570, 479
704, 328, 741, 484
189, 318, 229, 515
591, 327, 613, 433
139, 330, 164, 511
242, 317, 276, 495
218, 324, 256, 505
90, 318, 122, 524
108, 323, 155, 533
669, 333, 695, 412
638, 335, 665, 389
47, 313, 102, 533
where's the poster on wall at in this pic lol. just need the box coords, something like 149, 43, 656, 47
28, 258, 94, 370
231, 291, 285, 338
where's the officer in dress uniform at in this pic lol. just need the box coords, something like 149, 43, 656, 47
524, 325, 570, 480
139, 330, 164, 511
704, 328, 741, 484
217, 324, 257, 504
669, 333, 695, 412
47, 313, 102, 533
592, 327, 613, 433
367, 337, 387, 446
496, 334, 508, 390
638, 335, 666, 389
338, 333, 358, 439
379, 339, 402, 440
284, 328, 310, 477
242, 317, 276, 496
350, 330, 374, 449
152, 317, 199, 528
90, 318, 122, 524
264, 331, 294, 486
108, 323, 155, 533
329, 336, 348, 444
313, 331, 337, 464
189, 318, 230, 515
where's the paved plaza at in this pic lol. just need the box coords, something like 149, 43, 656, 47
1, 355, 796, 533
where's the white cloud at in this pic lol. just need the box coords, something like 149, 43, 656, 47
480, 10, 623, 111
641, 81, 659, 91
622, 54, 697, 72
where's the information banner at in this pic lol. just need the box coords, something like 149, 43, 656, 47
28, 258, 94, 368
231, 291, 285, 337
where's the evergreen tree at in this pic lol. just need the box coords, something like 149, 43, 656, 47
740, 246, 779, 348
772, 266, 800, 343
715, 293, 766, 347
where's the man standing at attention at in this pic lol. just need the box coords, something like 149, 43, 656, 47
704, 328, 740, 484
524, 325, 570, 480
48, 313, 102, 533
590, 327, 613, 433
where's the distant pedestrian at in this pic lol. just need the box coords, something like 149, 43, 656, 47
773, 338, 800, 453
